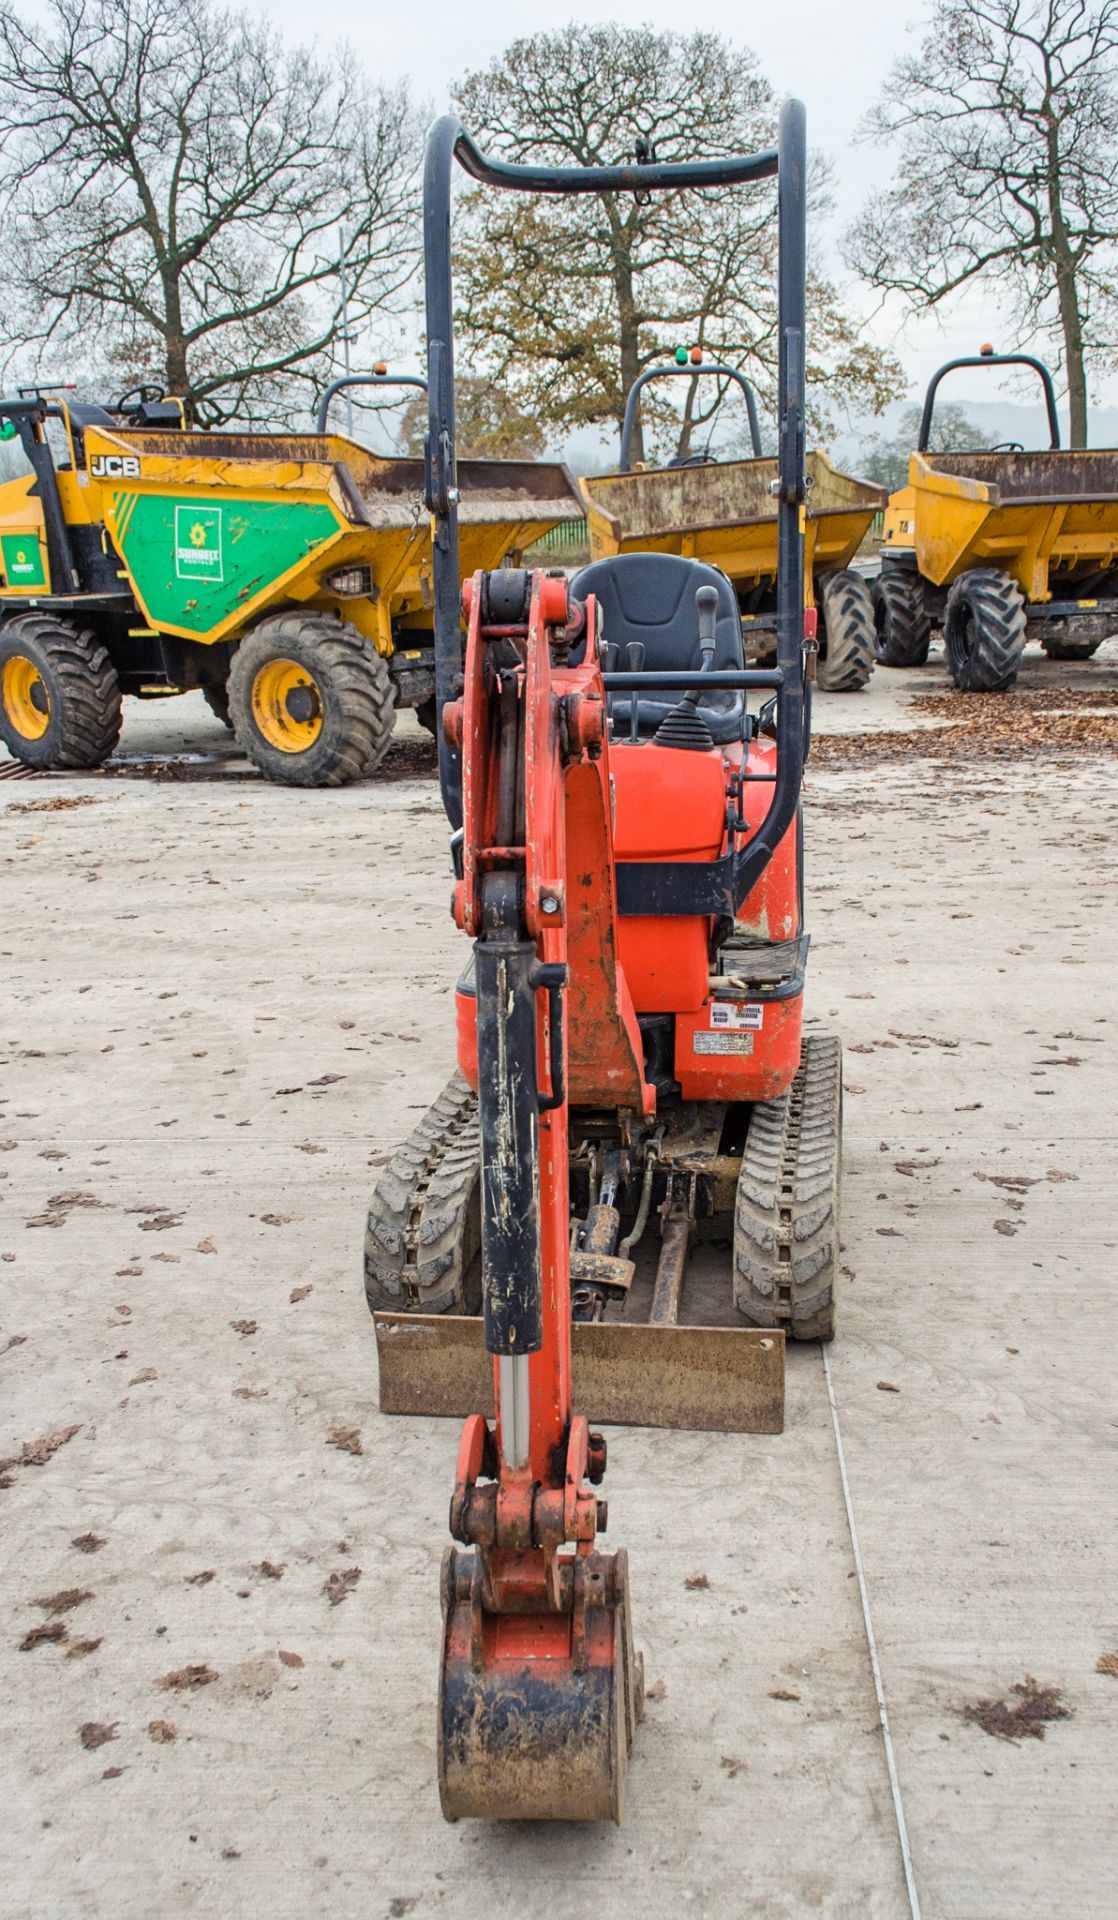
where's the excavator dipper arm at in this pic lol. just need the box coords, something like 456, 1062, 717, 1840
438, 568, 646, 1822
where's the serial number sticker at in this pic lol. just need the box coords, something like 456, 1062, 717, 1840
694, 1031, 754, 1056
710, 1002, 763, 1031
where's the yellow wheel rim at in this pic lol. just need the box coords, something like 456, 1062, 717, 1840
250, 656, 323, 753
2, 653, 51, 741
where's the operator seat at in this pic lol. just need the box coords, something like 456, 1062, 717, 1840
569, 553, 745, 743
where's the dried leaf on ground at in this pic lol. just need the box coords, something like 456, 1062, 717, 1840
35, 1588, 93, 1614
185, 1570, 214, 1586
327, 1426, 363, 1456
769, 1689, 801, 1701
20, 1621, 68, 1651
961, 1675, 1071, 1742
20, 1424, 81, 1466
278, 1650, 304, 1668
148, 1719, 178, 1742
138, 1213, 184, 1232
158, 1664, 218, 1690
257, 1561, 285, 1580
229, 1319, 257, 1336
72, 1533, 105, 1554
65, 1638, 102, 1658
324, 1568, 361, 1607
290, 1286, 312, 1303
876, 1381, 900, 1393
79, 1721, 118, 1750
1096, 1651, 1118, 1679
684, 1573, 710, 1591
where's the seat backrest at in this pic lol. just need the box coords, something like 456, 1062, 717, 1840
569, 553, 744, 743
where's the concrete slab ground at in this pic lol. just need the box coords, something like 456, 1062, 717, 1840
1, 652, 1116, 1918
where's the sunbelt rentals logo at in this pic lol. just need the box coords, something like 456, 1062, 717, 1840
174, 505, 223, 583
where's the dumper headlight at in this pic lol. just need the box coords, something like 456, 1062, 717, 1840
323, 565, 374, 598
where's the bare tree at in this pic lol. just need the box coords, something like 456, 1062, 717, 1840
397, 378, 546, 459
846, 0, 1118, 447
452, 26, 898, 464
0, 0, 423, 422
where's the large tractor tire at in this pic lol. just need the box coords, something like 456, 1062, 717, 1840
943, 569, 1026, 692
0, 613, 121, 769
815, 570, 875, 691
872, 570, 931, 667
228, 612, 394, 787
364, 1073, 482, 1317
733, 1034, 842, 1342
202, 682, 234, 728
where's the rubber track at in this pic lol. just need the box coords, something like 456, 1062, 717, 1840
0, 612, 121, 768
733, 1033, 841, 1341
364, 1072, 481, 1316
944, 568, 1026, 692
873, 572, 931, 668
229, 611, 395, 787
816, 570, 875, 691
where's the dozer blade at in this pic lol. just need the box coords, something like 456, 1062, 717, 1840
375, 1313, 784, 1434
438, 1546, 644, 1823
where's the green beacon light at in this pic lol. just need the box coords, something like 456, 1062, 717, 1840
674, 346, 689, 364
0, 420, 16, 442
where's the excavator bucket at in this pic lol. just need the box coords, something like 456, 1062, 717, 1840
438, 1546, 644, 1823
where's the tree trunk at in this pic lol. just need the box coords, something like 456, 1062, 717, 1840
161, 269, 191, 416
1045, 129, 1088, 446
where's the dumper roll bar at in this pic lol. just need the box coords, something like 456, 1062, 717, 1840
423, 99, 807, 917
0, 393, 78, 592
918, 351, 1061, 453
314, 371, 427, 435
619, 362, 763, 469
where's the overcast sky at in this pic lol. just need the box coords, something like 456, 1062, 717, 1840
254, 0, 1100, 421
19, 0, 1114, 424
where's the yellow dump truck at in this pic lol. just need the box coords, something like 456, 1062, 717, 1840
0, 382, 582, 783
580, 354, 886, 690
875, 350, 1118, 690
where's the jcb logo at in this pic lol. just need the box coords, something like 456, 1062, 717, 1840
89, 454, 140, 479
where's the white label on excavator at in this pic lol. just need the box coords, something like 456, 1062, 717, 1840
709, 1002, 763, 1031
694, 1031, 754, 1055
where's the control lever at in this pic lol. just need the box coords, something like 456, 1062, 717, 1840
625, 641, 645, 742
601, 640, 620, 727
685, 586, 719, 707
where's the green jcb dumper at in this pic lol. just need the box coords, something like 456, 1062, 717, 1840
0, 376, 583, 784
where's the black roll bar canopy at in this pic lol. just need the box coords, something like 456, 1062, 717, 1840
619, 361, 763, 468
314, 371, 427, 436
918, 351, 1061, 453
422, 100, 808, 915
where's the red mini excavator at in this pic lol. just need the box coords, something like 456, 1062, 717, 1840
365, 99, 841, 1823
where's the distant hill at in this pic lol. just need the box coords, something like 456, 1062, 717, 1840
834, 398, 1118, 470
